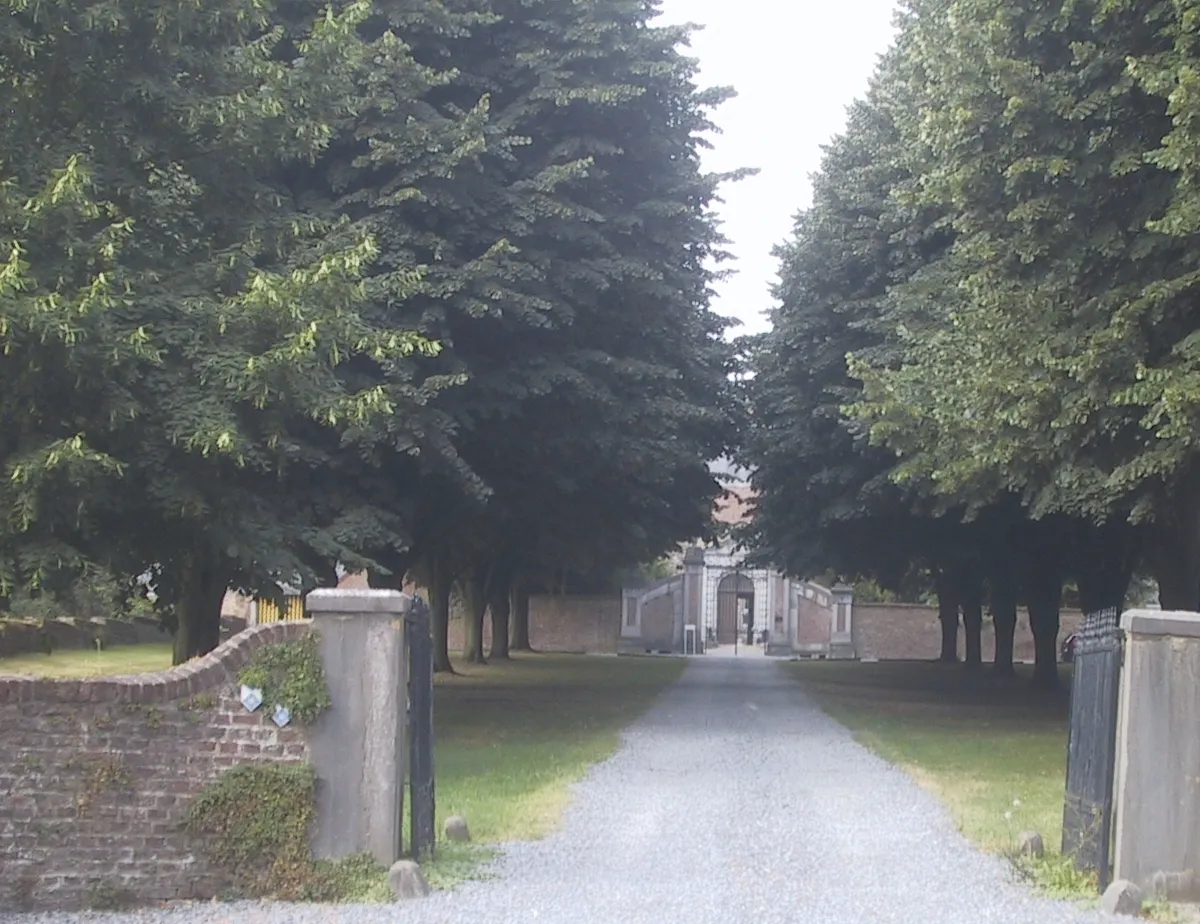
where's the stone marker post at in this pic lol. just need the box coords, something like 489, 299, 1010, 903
1112, 609, 1200, 900
830, 582, 854, 659
682, 546, 705, 654
305, 588, 409, 867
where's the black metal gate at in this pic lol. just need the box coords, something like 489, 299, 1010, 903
1061, 606, 1123, 888
406, 596, 436, 859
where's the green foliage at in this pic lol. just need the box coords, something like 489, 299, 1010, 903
1012, 853, 1097, 902
846, 0, 1180, 521
237, 635, 331, 725
0, 0, 443, 664
186, 763, 317, 899
0, 0, 744, 668
834, 0, 1200, 596
615, 557, 679, 589
415, 2, 742, 554
748, 0, 1200, 612
186, 763, 391, 902
2, 568, 155, 623
309, 853, 394, 903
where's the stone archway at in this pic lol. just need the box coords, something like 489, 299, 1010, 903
716, 572, 754, 645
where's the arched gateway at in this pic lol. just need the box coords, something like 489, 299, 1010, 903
618, 479, 857, 657
619, 544, 856, 657
715, 571, 754, 645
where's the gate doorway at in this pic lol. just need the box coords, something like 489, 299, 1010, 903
716, 572, 754, 645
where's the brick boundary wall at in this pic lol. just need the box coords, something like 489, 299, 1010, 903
0, 621, 313, 912
446, 594, 622, 654
437, 592, 1087, 660
853, 603, 1085, 661
0, 615, 248, 659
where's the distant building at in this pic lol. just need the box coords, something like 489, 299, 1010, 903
619, 480, 854, 658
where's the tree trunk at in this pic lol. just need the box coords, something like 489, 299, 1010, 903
1154, 558, 1200, 611
959, 570, 984, 670
510, 584, 532, 651
1027, 565, 1063, 691
1150, 520, 1200, 611
1075, 524, 1135, 621
1149, 471, 1200, 610
461, 576, 488, 664
934, 567, 960, 662
488, 583, 511, 660
428, 568, 454, 674
986, 534, 1020, 677
991, 583, 1018, 676
171, 556, 228, 665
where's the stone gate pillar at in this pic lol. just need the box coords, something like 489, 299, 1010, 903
766, 577, 794, 657
305, 588, 410, 866
1113, 609, 1200, 898
682, 547, 705, 653
830, 582, 855, 659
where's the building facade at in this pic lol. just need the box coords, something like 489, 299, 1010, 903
619, 536, 855, 658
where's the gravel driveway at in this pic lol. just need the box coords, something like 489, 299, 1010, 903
5, 657, 1110, 924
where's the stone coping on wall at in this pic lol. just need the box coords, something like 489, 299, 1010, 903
1122, 609, 1200, 638
0, 620, 312, 705
853, 601, 936, 609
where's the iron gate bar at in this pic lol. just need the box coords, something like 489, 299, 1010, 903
1061, 606, 1122, 889
405, 596, 436, 860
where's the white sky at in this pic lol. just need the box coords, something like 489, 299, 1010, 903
657, 0, 901, 336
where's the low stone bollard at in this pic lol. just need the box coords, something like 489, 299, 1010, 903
1017, 831, 1045, 859
1100, 879, 1142, 917
443, 814, 471, 843
388, 860, 431, 900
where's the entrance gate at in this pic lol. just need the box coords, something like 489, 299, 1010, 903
716, 572, 754, 645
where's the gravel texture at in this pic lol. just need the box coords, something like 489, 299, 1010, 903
4, 656, 1110, 924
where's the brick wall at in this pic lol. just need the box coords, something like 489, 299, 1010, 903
436, 592, 1086, 661
0, 621, 312, 912
853, 603, 1085, 661
447, 594, 622, 654
796, 595, 832, 648
0, 615, 247, 658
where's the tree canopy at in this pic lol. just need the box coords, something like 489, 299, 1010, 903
742, 0, 1200, 683
1, 0, 744, 665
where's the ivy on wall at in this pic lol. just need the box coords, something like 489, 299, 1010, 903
185, 764, 388, 901
185, 763, 317, 898
237, 634, 331, 725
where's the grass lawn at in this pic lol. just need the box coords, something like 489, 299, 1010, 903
786, 660, 1100, 900
421, 652, 684, 886
0, 643, 173, 677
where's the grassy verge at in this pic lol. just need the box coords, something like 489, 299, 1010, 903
418, 653, 684, 887
785, 660, 1100, 902
0, 643, 173, 677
